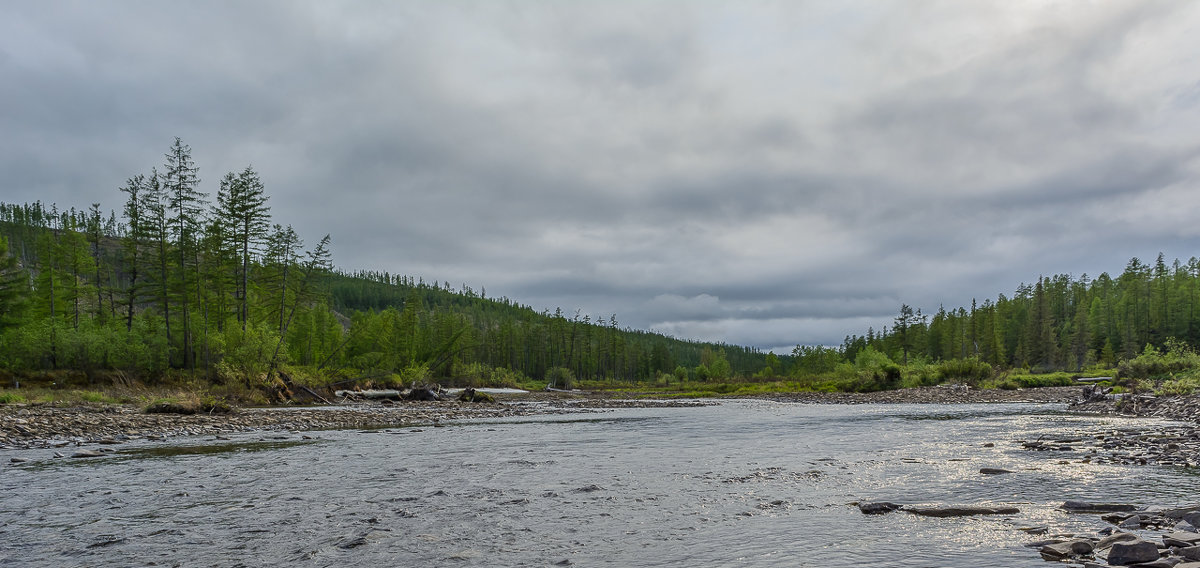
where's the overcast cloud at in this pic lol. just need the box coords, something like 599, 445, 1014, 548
4, 1, 1200, 352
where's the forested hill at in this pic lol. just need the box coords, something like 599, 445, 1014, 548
0, 138, 774, 387
323, 269, 775, 382
813, 254, 1200, 382
2, 138, 1197, 393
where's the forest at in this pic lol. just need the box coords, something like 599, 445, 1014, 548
792, 254, 1200, 393
0, 138, 1198, 399
0, 139, 771, 396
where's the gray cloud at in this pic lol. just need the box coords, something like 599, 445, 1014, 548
4, 1, 1200, 351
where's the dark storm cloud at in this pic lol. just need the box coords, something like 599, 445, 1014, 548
4, 1, 1200, 350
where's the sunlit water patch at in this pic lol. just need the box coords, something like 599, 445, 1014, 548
1, 401, 1194, 566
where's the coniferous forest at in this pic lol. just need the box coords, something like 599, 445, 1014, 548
0, 139, 770, 394
1, 139, 1199, 397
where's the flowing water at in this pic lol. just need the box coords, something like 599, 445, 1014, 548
2, 400, 1197, 567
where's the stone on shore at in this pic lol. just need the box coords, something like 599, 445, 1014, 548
1127, 560, 1180, 568
71, 449, 105, 458
1164, 532, 1200, 548
1098, 532, 1140, 549
1107, 539, 1161, 566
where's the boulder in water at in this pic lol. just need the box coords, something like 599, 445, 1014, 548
1107, 539, 1160, 565
904, 505, 1020, 518
1039, 539, 1094, 561
1062, 501, 1138, 513
857, 502, 902, 515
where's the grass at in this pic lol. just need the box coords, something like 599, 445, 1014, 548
1157, 368, 1200, 395
0, 392, 26, 404
0, 387, 131, 406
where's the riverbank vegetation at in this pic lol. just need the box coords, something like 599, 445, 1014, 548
1, 139, 1198, 404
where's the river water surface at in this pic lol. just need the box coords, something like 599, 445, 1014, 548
3, 400, 1197, 567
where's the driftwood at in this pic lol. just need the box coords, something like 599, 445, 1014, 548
278, 371, 332, 404
335, 389, 402, 401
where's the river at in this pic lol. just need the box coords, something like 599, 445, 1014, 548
2, 400, 1197, 567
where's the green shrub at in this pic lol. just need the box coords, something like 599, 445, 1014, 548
214, 321, 282, 385
1117, 339, 1200, 380
834, 347, 902, 392
937, 357, 994, 383
546, 366, 575, 389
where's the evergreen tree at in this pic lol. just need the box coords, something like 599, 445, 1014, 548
215, 166, 271, 330
162, 137, 206, 369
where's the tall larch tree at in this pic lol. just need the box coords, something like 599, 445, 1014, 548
215, 166, 271, 331
162, 137, 206, 369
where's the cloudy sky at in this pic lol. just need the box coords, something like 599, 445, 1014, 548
4, 1, 1200, 352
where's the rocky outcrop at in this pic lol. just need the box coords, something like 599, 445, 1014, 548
1034, 501, 1200, 566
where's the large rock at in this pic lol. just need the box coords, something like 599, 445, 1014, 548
903, 505, 1020, 518
1163, 532, 1200, 548
1098, 532, 1140, 549
1128, 560, 1180, 568
1107, 539, 1161, 565
1040, 540, 1094, 560
1178, 546, 1200, 561
858, 502, 902, 515
1063, 501, 1139, 513
1120, 515, 1144, 528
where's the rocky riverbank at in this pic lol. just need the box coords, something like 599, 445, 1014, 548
1030, 502, 1200, 566
0, 401, 557, 450
0, 392, 712, 450
769, 384, 1082, 404
1071, 391, 1200, 424
859, 499, 1200, 566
